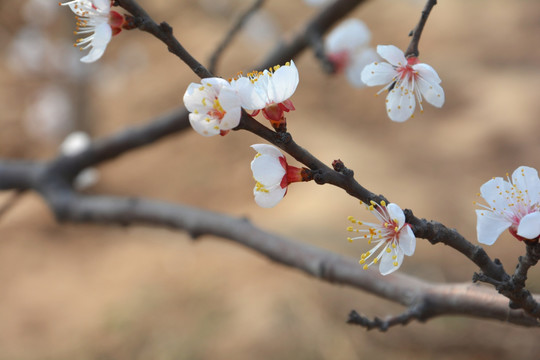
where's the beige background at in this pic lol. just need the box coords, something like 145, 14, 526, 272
1, 0, 540, 359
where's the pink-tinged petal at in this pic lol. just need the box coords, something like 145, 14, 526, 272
398, 226, 416, 256
413, 63, 442, 84
80, 23, 111, 63
361, 61, 396, 86
251, 155, 286, 185
512, 166, 540, 204
476, 209, 512, 245
254, 185, 287, 208
189, 114, 220, 137
346, 48, 379, 87
232, 77, 268, 110
267, 61, 299, 103
379, 245, 404, 275
376, 45, 407, 67
386, 86, 415, 122
387, 203, 405, 227
251, 144, 283, 158
517, 212, 540, 239
480, 177, 512, 211
417, 77, 445, 107
326, 19, 371, 54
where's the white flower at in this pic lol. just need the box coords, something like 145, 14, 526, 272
60, 131, 99, 189
250, 144, 307, 208
347, 201, 416, 275
325, 19, 378, 88
60, 0, 124, 63
232, 61, 299, 127
183, 77, 242, 137
476, 166, 540, 245
361, 45, 444, 122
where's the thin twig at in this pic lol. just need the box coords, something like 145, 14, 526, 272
404, 0, 438, 57
208, 0, 266, 74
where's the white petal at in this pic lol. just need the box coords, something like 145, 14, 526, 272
251, 154, 286, 185
217, 87, 242, 130
376, 44, 407, 67
398, 225, 416, 256
512, 166, 540, 204
326, 19, 370, 54
93, 0, 110, 11
183, 83, 207, 112
413, 63, 441, 84
480, 177, 512, 212
267, 61, 299, 104
345, 48, 379, 88
80, 23, 111, 63
517, 212, 540, 239
476, 209, 512, 245
379, 245, 404, 276
387, 203, 405, 227
417, 77, 445, 108
386, 86, 415, 122
251, 144, 283, 158
254, 185, 287, 208
189, 113, 220, 137
361, 61, 396, 86
232, 77, 267, 110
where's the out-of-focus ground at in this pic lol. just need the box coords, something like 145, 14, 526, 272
1, 0, 540, 359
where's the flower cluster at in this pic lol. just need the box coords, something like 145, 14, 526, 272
476, 166, 540, 245
325, 19, 378, 88
250, 144, 311, 208
183, 61, 299, 136
60, 0, 125, 63
361, 45, 444, 122
347, 201, 416, 275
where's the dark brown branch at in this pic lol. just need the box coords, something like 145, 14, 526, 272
208, 0, 266, 74
404, 0, 438, 57
347, 307, 422, 331
474, 242, 540, 316
116, 0, 213, 78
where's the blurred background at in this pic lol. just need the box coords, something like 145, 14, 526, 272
1, 0, 540, 359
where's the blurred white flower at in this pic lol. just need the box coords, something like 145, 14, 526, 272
60, 132, 100, 189
347, 201, 416, 275
476, 166, 540, 245
361, 45, 444, 122
24, 85, 74, 142
183, 77, 242, 137
325, 19, 378, 88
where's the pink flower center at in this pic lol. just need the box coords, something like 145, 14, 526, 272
396, 57, 419, 82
